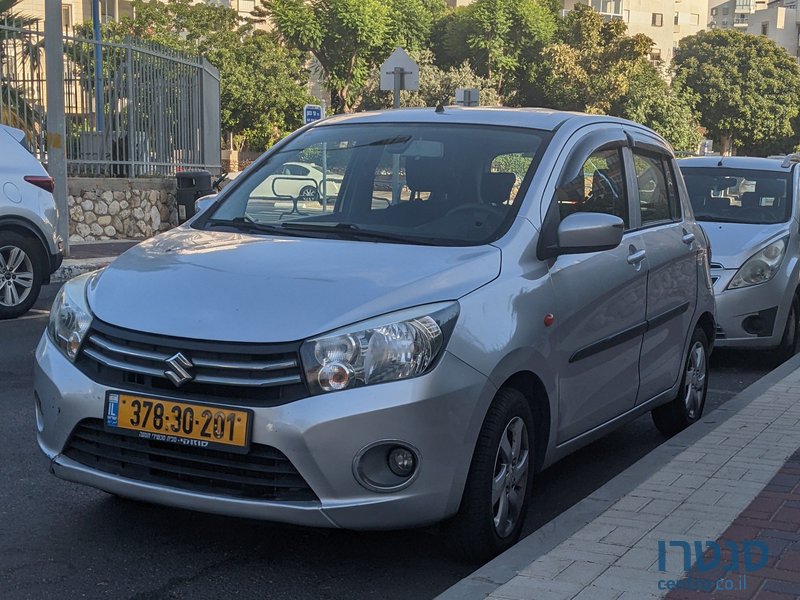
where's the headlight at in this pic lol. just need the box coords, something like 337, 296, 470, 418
728, 237, 788, 290
300, 302, 459, 395
47, 273, 95, 361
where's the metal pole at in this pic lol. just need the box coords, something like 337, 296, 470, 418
125, 40, 135, 178
45, 0, 70, 256
92, 0, 104, 131
391, 67, 405, 203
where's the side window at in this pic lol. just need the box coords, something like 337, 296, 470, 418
633, 151, 681, 225
557, 148, 629, 229
489, 153, 533, 205
664, 159, 682, 220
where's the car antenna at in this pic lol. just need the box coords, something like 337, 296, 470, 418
435, 103, 445, 114
717, 157, 724, 167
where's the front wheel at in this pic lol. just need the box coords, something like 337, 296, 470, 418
652, 327, 709, 436
444, 388, 534, 563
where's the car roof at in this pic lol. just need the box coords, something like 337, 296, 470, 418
316, 106, 642, 133
0, 124, 25, 143
678, 156, 791, 172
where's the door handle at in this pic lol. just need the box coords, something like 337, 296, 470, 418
627, 249, 647, 265
682, 232, 696, 245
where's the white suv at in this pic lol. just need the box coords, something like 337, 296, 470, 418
0, 124, 64, 318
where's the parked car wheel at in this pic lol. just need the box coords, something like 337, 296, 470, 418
445, 387, 534, 563
298, 185, 319, 203
652, 327, 709, 436
775, 296, 799, 365
0, 231, 43, 319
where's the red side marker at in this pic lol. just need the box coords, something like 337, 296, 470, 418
544, 313, 555, 327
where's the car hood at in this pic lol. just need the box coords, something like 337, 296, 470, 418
700, 221, 791, 269
88, 228, 501, 343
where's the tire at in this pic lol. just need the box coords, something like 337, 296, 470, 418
775, 296, 799, 365
652, 327, 709, 436
444, 387, 535, 563
298, 185, 319, 203
0, 231, 44, 320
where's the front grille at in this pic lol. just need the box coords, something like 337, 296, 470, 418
76, 319, 308, 406
64, 419, 318, 502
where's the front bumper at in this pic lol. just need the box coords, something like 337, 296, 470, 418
34, 333, 494, 530
711, 269, 789, 348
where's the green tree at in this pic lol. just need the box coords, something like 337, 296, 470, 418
673, 29, 800, 155
258, 0, 445, 113
433, 0, 556, 94
360, 49, 499, 110
522, 5, 653, 114
104, 0, 314, 150
612, 62, 702, 153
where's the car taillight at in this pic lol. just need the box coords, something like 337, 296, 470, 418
24, 175, 55, 193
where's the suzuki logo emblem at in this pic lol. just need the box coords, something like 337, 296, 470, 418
164, 352, 194, 387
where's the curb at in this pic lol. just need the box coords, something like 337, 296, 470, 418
435, 353, 800, 600
51, 258, 114, 284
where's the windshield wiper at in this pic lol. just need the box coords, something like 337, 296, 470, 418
280, 221, 442, 245
694, 215, 756, 224
205, 216, 318, 237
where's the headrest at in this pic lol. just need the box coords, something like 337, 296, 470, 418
740, 191, 759, 209
406, 158, 446, 192
481, 172, 516, 204
706, 196, 730, 210
756, 178, 785, 200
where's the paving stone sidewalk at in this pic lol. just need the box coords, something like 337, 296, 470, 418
439, 359, 800, 600
53, 240, 138, 283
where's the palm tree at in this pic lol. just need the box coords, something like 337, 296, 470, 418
0, 0, 43, 134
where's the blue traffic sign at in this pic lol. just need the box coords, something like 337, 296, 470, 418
304, 104, 323, 125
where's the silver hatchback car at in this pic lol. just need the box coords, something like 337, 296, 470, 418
680, 156, 799, 361
35, 109, 715, 560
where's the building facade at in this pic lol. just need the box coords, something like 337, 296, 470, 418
13, 1, 134, 28
708, 0, 767, 29
747, 1, 800, 58
563, 1, 710, 63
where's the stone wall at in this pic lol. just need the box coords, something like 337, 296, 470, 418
67, 178, 178, 242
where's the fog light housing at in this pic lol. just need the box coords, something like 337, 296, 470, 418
353, 441, 421, 493
388, 446, 416, 477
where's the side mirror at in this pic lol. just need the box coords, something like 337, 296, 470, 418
557, 212, 624, 255
195, 194, 217, 214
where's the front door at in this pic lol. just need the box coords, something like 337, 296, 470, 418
548, 143, 649, 443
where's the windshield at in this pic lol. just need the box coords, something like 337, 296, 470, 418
682, 167, 793, 224
201, 123, 549, 246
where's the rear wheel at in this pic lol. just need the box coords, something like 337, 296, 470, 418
445, 387, 534, 563
652, 327, 709, 436
0, 231, 43, 320
775, 297, 799, 365
298, 185, 319, 203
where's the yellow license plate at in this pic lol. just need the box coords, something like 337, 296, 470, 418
105, 392, 251, 451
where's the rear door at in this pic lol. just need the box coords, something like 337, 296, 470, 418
545, 128, 649, 443
626, 134, 698, 404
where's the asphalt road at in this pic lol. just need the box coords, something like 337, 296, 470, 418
1, 284, 775, 600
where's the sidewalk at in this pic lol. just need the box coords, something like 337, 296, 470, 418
53, 240, 139, 283
438, 355, 800, 600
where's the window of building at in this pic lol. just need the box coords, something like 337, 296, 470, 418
650, 48, 662, 64
674, 12, 679, 25
761, 22, 769, 35
690, 13, 700, 25
61, 4, 73, 30
652, 12, 664, 26
711, 7, 717, 16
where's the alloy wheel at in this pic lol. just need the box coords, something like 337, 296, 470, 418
492, 416, 529, 538
683, 340, 707, 420
0, 245, 34, 307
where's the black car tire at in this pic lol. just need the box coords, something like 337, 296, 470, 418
0, 231, 44, 320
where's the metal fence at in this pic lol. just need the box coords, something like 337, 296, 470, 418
0, 19, 220, 177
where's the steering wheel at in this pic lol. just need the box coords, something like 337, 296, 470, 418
444, 203, 505, 223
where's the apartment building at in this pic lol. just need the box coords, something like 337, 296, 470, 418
747, 1, 800, 58
563, 1, 709, 63
708, 0, 767, 28
14, 1, 133, 28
